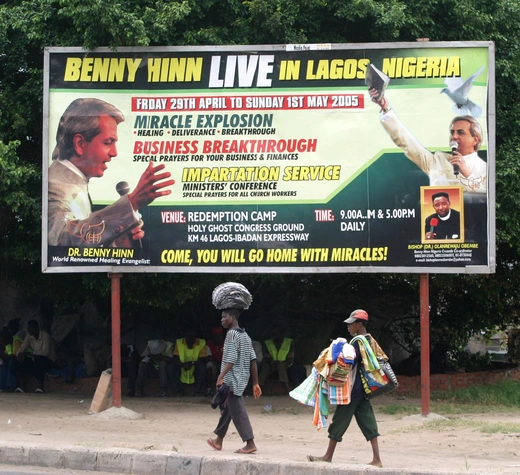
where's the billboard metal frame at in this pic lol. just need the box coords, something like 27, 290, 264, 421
42, 41, 495, 274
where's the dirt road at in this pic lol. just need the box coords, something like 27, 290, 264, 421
0, 391, 519, 474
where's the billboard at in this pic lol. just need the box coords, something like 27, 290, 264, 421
42, 42, 495, 274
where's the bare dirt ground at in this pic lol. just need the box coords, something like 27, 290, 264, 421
0, 390, 519, 474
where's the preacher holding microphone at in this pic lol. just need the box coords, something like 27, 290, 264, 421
116, 181, 142, 248
450, 141, 459, 176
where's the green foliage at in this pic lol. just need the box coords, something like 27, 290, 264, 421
0, 140, 41, 277
445, 349, 494, 373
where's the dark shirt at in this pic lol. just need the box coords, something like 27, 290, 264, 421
350, 335, 371, 401
425, 209, 461, 240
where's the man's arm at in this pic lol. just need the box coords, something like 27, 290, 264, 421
217, 362, 234, 388
17, 334, 30, 356
250, 359, 262, 398
172, 342, 193, 369
368, 88, 440, 175
49, 191, 140, 247
37, 332, 52, 357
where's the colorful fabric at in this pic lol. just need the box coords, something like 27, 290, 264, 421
342, 343, 356, 362
350, 334, 390, 396
291, 339, 356, 430
312, 347, 331, 377
312, 378, 329, 429
330, 338, 347, 363
289, 367, 319, 406
289, 367, 332, 429
328, 355, 352, 385
328, 340, 355, 386
328, 371, 352, 405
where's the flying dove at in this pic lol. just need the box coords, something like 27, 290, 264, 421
440, 66, 485, 118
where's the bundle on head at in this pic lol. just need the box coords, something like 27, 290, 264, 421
212, 282, 252, 310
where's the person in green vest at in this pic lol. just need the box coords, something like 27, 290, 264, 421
172, 329, 211, 397
0, 329, 24, 391
259, 325, 306, 394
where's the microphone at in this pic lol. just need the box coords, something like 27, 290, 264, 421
116, 181, 130, 196
429, 217, 439, 234
450, 141, 459, 176
116, 181, 142, 248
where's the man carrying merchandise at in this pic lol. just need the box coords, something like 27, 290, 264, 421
207, 282, 262, 454
307, 309, 383, 467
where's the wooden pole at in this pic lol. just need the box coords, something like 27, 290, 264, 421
420, 273, 430, 416
109, 273, 122, 408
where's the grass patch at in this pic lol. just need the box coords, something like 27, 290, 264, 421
423, 417, 520, 434
431, 380, 520, 407
387, 416, 520, 435
379, 380, 520, 417
379, 403, 420, 415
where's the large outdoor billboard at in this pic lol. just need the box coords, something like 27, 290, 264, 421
42, 42, 495, 274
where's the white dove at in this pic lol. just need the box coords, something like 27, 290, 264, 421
440, 66, 485, 118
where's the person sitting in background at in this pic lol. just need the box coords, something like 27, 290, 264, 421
206, 327, 225, 396
13, 320, 56, 393
135, 339, 175, 397
259, 325, 306, 394
0, 329, 24, 392
49, 341, 84, 384
172, 329, 210, 397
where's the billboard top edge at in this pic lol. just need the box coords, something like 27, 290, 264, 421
44, 41, 494, 54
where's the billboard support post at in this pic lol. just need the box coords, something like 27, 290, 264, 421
109, 273, 122, 409
420, 273, 430, 416
42, 42, 495, 414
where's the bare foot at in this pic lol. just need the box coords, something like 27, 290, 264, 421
307, 455, 331, 462
235, 445, 257, 454
207, 438, 222, 451
369, 460, 383, 468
